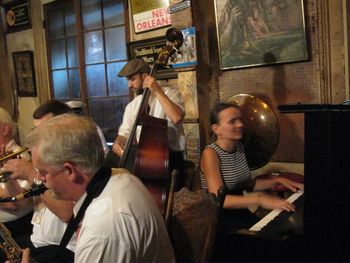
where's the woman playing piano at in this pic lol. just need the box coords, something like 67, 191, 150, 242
200, 103, 304, 233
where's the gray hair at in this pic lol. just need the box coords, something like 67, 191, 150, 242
0, 107, 17, 139
26, 113, 104, 176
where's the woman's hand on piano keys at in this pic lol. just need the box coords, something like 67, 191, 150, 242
274, 177, 304, 193
257, 192, 296, 212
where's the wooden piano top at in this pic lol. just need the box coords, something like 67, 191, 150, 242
278, 103, 350, 113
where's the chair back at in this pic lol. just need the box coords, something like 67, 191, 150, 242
170, 187, 224, 262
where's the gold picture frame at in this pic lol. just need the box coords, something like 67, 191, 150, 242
214, 0, 308, 70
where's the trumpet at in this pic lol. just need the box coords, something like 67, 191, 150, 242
0, 148, 28, 163
0, 148, 29, 183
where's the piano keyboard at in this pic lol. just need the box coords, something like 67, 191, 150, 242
249, 191, 304, 232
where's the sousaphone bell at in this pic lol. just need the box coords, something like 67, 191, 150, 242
225, 94, 279, 170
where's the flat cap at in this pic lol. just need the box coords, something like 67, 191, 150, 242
118, 59, 151, 78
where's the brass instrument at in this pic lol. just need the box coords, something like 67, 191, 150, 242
0, 148, 29, 183
225, 94, 279, 170
0, 223, 22, 263
0, 148, 29, 163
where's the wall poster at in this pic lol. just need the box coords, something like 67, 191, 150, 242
169, 27, 197, 69
130, 0, 171, 33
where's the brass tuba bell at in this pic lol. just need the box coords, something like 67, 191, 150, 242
225, 94, 279, 170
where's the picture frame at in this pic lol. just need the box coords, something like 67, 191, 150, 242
128, 36, 177, 80
214, 0, 308, 70
2, 0, 32, 34
12, 51, 37, 97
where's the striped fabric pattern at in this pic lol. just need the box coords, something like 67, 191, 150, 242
200, 142, 251, 192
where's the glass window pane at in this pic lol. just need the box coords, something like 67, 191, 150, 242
65, 7, 76, 36
82, 0, 102, 30
86, 64, 106, 97
88, 96, 129, 142
107, 62, 128, 96
105, 27, 127, 61
51, 39, 67, 69
69, 69, 81, 98
84, 30, 105, 64
47, 9, 64, 39
103, 0, 124, 27
52, 70, 68, 99
67, 37, 78, 67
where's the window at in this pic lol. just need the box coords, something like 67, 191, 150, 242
44, 0, 129, 142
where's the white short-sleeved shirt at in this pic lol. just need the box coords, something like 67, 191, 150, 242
31, 205, 76, 251
74, 168, 175, 263
0, 139, 32, 223
118, 86, 185, 152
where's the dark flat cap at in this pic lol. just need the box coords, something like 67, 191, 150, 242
118, 59, 151, 77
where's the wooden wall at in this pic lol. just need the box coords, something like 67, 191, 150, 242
0, 0, 349, 173
188, 0, 349, 167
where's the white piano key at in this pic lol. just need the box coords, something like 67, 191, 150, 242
249, 191, 304, 232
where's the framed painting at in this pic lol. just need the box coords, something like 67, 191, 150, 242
214, 0, 308, 70
12, 50, 37, 97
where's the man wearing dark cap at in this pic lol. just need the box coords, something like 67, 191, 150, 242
112, 59, 186, 189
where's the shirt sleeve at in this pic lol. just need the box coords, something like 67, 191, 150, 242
117, 98, 139, 138
164, 87, 185, 112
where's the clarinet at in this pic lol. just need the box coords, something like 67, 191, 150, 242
0, 178, 48, 203
0, 223, 22, 263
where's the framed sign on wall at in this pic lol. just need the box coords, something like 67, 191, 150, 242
128, 27, 197, 79
128, 36, 177, 79
2, 0, 31, 33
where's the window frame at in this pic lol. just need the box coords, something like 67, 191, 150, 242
43, 0, 131, 142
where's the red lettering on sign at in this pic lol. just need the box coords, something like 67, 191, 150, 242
152, 8, 166, 18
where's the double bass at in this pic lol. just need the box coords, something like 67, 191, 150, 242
118, 28, 184, 215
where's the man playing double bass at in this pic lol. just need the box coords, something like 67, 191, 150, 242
111, 59, 186, 190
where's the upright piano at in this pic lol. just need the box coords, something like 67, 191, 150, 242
215, 104, 350, 262
277, 104, 350, 261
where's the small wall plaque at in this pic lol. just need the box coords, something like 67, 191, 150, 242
2, 0, 31, 33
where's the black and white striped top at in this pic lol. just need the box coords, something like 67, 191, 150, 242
200, 142, 251, 193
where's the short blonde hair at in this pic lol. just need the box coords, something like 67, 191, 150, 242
0, 107, 17, 139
